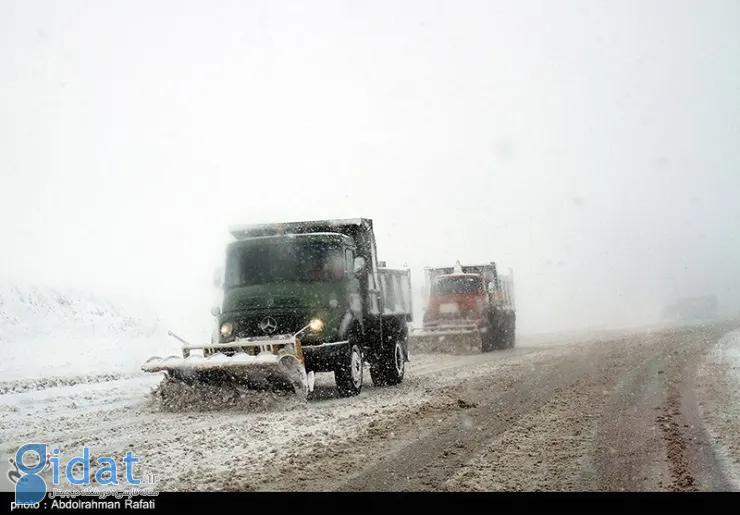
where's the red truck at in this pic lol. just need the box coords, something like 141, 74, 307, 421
412, 261, 516, 352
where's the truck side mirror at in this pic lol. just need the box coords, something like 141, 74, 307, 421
213, 267, 224, 288
210, 305, 221, 317
353, 257, 366, 274
487, 282, 494, 292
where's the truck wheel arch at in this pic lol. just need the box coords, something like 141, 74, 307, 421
338, 311, 363, 342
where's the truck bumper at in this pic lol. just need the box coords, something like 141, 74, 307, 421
302, 340, 350, 372
416, 318, 482, 336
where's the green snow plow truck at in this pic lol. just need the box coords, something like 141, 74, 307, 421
142, 218, 413, 399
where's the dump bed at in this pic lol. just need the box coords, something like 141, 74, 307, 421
424, 263, 498, 285
378, 266, 413, 321
423, 262, 497, 299
497, 269, 515, 310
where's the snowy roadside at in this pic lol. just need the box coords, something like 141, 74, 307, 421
0, 331, 184, 392
0, 281, 215, 393
696, 327, 740, 490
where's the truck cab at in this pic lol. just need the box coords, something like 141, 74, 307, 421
422, 272, 488, 328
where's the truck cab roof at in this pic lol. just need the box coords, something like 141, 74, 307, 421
229, 218, 371, 239
228, 232, 355, 246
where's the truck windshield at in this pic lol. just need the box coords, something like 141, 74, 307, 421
431, 276, 483, 295
224, 238, 347, 287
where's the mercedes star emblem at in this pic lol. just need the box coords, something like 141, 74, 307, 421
259, 317, 278, 334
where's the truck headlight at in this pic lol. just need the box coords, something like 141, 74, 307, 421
220, 322, 233, 337
309, 318, 324, 332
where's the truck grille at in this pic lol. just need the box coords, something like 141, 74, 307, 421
233, 311, 309, 339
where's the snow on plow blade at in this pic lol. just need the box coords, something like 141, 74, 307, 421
409, 322, 484, 354
142, 332, 315, 396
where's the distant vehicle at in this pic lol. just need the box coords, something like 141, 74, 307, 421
411, 260, 515, 352
662, 295, 718, 322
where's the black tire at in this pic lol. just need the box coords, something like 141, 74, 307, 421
499, 319, 510, 349
492, 324, 505, 351
370, 333, 407, 386
335, 340, 364, 397
480, 329, 493, 352
479, 318, 495, 352
488, 309, 510, 352
508, 317, 516, 348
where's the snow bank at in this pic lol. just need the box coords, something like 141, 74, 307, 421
712, 329, 740, 384
0, 282, 159, 341
0, 283, 183, 383
696, 328, 740, 490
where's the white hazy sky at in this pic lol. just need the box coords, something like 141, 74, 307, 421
1, 0, 739, 335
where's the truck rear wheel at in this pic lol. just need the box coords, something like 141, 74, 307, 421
335, 340, 364, 397
370, 335, 406, 386
479, 321, 496, 352
507, 318, 516, 348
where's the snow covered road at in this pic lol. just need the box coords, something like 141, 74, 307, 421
0, 336, 566, 492
2, 322, 740, 492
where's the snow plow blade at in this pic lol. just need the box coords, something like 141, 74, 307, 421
409, 323, 485, 354
142, 331, 316, 397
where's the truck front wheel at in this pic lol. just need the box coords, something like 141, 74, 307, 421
335, 340, 364, 397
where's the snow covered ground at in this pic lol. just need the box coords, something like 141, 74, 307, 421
0, 282, 202, 392
4, 323, 735, 493
3, 282, 738, 492
717, 330, 740, 382
697, 327, 740, 488
0, 345, 570, 492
